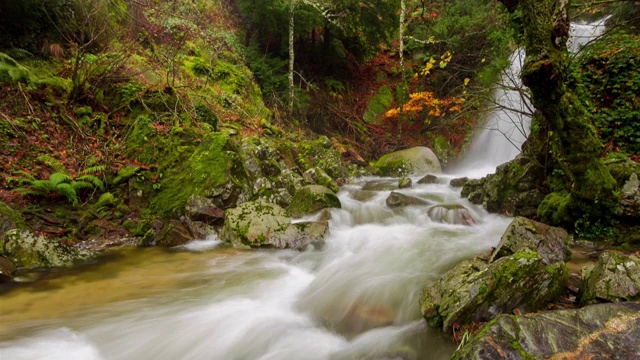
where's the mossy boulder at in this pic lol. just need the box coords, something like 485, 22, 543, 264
288, 185, 341, 218
450, 177, 469, 188
417, 174, 438, 184
451, 302, 640, 359
303, 167, 339, 193
0, 229, 93, 268
155, 219, 195, 247
185, 195, 225, 225
580, 251, 640, 305
462, 154, 546, 218
221, 200, 328, 250
398, 177, 412, 189
0, 256, 16, 283
373, 147, 442, 177
0, 52, 31, 84
0, 201, 26, 239
420, 217, 569, 333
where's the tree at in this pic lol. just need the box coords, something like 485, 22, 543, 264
497, 0, 618, 229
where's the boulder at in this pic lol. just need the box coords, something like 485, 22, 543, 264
420, 217, 570, 333
221, 200, 328, 250
185, 195, 225, 225
618, 172, 639, 219
303, 167, 339, 193
0, 256, 16, 283
373, 147, 442, 177
427, 204, 476, 225
449, 177, 469, 188
386, 192, 429, 208
490, 216, 571, 264
417, 174, 438, 184
461, 154, 546, 218
398, 177, 412, 189
362, 179, 399, 191
0, 229, 93, 268
0, 201, 25, 239
580, 251, 640, 305
288, 185, 341, 218
451, 302, 640, 360
155, 219, 195, 247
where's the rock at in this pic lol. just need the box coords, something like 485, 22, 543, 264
618, 172, 640, 219
417, 174, 438, 184
362, 179, 398, 191
580, 251, 640, 304
185, 195, 225, 225
386, 192, 429, 208
490, 216, 571, 264
288, 185, 341, 218
0, 229, 93, 268
420, 252, 567, 333
373, 147, 442, 177
349, 189, 377, 202
0, 256, 16, 283
461, 154, 546, 218
450, 177, 469, 188
0, 201, 25, 239
427, 204, 476, 225
420, 217, 570, 333
221, 200, 328, 250
155, 219, 195, 247
303, 167, 339, 193
398, 177, 412, 189
451, 302, 640, 360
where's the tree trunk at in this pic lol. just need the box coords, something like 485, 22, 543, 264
288, 0, 295, 115
396, 0, 406, 149
498, 0, 618, 229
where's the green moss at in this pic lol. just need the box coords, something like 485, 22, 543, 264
363, 86, 393, 123
0, 201, 26, 230
0, 52, 31, 84
372, 157, 408, 177
111, 166, 140, 186
150, 132, 231, 217
538, 191, 571, 226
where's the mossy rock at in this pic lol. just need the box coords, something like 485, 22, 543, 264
452, 302, 640, 359
303, 167, 339, 193
221, 200, 328, 250
385, 192, 429, 208
373, 147, 442, 177
363, 86, 393, 124
0, 52, 31, 84
579, 251, 640, 305
0, 201, 26, 239
0, 229, 93, 268
0, 256, 16, 283
288, 185, 341, 218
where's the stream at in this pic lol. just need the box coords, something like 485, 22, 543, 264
0, 17, 609, 360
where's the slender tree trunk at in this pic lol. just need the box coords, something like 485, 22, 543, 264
288, 0, 295, 115
396, 0, 406, 148
498, 0, 618, 228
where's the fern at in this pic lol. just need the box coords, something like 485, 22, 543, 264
49, 172, 73, 186
71, 181, 94, 191
80, 165, 106, 175
76, 174, 104, 190
55, 183, 78, 204
37, 155, 67, 174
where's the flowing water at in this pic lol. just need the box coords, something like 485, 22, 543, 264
0, 17, 611, 360
0, 177, 513, 360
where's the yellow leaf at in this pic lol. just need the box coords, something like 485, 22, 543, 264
481, 58, 486, 63
464, 78, 470, 86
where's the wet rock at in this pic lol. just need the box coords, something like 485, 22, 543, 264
373, 147, 442, 177
362, 179, 398, 191
349, 189, 378, 202
303, 167, 339, 193
451, 302, 640, 360
420, 217, 569, 333
398, 177, 412, 189
461, 154, 546, 218
417, 174, 438, 184
155, 219, 195, 247
0, 256, 16, 282
185, 195, 225, 225
0, 229, 93, 268
490, 216, 571, 264
386, 192, 429, 208
449, 177, 469, 188
618, 172, 639, 219
580, 251, 640, 304
221, 200, 328, 250
0, 201, 26, 239
427, 204, 476, 225
288, 185, 341, 218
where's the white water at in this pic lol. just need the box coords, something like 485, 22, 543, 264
0, 176, 513, 360
451, 18, 610, 178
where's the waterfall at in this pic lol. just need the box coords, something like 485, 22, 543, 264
451, 17, 610, 178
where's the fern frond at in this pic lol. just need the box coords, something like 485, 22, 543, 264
37, 155, 67, 174
14, 187, 44, 197
76, 175, 104, 191
71, 181, 93, 191
80, 165, 106, 175
55, 183, 77, 204
31, 179, 55, 193
14, 170, 36, 183
49, 172, 73, 186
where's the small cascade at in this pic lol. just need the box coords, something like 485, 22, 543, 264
451, 17, 610, 178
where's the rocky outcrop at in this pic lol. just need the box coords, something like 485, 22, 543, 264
221, 200, 328, 250
608, 159, 640, 221
450, 177, 469, 188
420, 217, 570, 333
398, 177, 412, 189
451, 302, 640, 360
580, 251, 640, 305
185, 195, 225, 225
0, 201, 25, 239
0, 256, 16, 282
0, 229, 93, 268
373, 147, 442, 176
287, 185, 341, 218
386, 192, 429, 208
461, 154, 546, 218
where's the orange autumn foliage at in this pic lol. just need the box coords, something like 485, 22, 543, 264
384, 91, 464, 123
